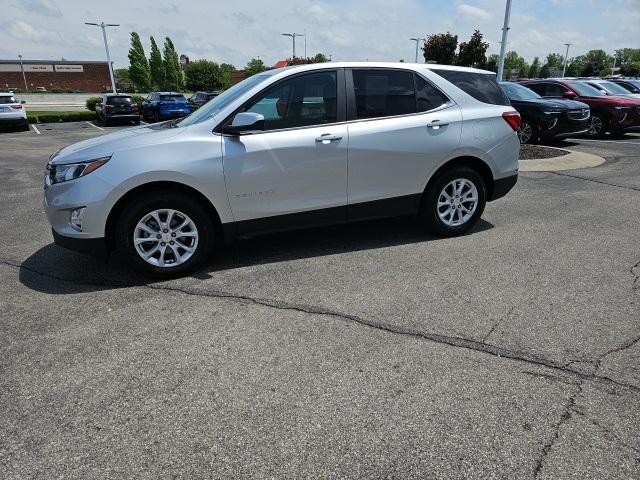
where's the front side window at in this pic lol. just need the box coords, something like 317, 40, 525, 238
544, 83, 567, 97
352, 69, 416, 119
242, 71, 337, 130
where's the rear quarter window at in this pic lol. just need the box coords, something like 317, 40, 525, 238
432, 70, 510, 106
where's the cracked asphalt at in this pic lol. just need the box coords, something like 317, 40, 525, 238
1, 122, 639, 479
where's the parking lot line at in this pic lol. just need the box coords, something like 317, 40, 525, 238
140, 120, 148, 125
575, 138, 640, 145
31, 124, 41, 135
86, 121, 104, 131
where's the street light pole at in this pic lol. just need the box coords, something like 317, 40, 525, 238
18, 54, 28, 91
85, 21, 119, 94
562, 43, 572, 77
410, 38, 426, 63
282, 33, 304, 59
496, 0, 512, 81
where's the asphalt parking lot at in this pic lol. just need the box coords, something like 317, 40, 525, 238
1, 122, 639, 479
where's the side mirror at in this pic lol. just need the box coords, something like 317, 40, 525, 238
562, 91, 577, 99
223, 112, 265, 134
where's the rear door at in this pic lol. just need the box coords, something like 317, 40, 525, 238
222, 69, 349, 234
345, 68, 462, 217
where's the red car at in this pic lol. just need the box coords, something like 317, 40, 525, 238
520, 79, 640, 137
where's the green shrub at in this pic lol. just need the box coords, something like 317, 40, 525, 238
131, 94, 145, 105
85, 96, 101, 111
27, 111, 98, 123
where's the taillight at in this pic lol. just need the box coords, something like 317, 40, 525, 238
105, 104, 113, 109
130, 102, 138, 108
10, 104, 22, 110
502, 111, 521, 131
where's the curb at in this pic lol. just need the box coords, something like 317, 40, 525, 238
519, 147, 605, 172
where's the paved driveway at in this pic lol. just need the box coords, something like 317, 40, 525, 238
1, 123, 639, 479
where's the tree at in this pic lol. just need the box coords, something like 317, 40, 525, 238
149, 36, 165, 89
615, 48, 640, 65
539, 64, 550, 79
162, 37, 183, 90
286, 54, 330, 65
503, 51, 528, 79
114, 68, 133, 91
457, 30, 489, 68
583, 49, 614, 75
218, 63, 235, 90
423, 32, 458, 65
127, 32, 150, 91
528, 57, 541, 78
313, 53, 329, 63
581, 62, 599, 77
244, 57, 267, 77
184, 60, 234, 91
485, 53, 499, 72
620, 63, 640, 77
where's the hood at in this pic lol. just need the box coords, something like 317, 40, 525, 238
50, 124, 184, 165
514, 98, 589, 110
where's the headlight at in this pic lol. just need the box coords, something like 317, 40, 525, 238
542, 110, 561, 115
45, 156, 110, 186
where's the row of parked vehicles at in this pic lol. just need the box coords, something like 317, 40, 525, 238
499, 77, 640, 143
94, 91, 220, 126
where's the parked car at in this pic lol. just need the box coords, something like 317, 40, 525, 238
0, 93, 29, 131
608, 78, 640, 94
581, 79, 640, 99
520, 79, 640, 137
34, 87, 47, 92
44, 62, 520, 277
141, 92, 190, 122
95, 93, 140, 126
188, 91, 220, 111
500, 82, 590, 143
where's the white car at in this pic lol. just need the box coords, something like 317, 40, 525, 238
0, 93, 29, 131
44, 62, 520, 277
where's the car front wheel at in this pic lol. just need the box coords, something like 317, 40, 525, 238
588, 113, 607, 138
116, 193, 215, 277
421, 167, 486, 236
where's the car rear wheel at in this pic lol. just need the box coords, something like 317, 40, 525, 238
115, 193, 215, 277
153, 111, 160, 123
517, 118, 538, 144
421, 167, 486, 236
588, 113, 607, 138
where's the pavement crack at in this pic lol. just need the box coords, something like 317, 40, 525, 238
482, 305, 515, 344
533, 382, 582, 479
546, 172, 640, 192
3, 257, 640, 396
570, 407, 640, 456
632, 260, 640, 293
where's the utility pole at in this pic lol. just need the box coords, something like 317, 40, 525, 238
562, 43, 572, 77
85, 21, 119, 94
410, 38, 426, 63
611, 56, 617, 77
18, 54, 28, 91
304, 28, 307, 58
282, 33, 304, 59
496, 0, 512, 81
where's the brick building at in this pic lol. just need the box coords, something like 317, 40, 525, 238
0, 60, 112, 93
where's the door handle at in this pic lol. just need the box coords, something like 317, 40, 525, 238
315, 133, 343, 144
427, 119, 448, 129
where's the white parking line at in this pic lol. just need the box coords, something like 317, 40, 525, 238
574, 138, 640, 145
31, 124, 41, 135
140, 120, 148, 125
86, 121, 104, 131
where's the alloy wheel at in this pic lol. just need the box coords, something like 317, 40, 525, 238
133, 209, 199, 268
437, 178, 479, 227
517, 121, 533, 144
588, 116, 603, 136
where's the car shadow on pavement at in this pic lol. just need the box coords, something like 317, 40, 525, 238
18, 216, 494, 295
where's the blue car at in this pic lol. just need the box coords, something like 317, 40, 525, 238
141, 92, 190, 122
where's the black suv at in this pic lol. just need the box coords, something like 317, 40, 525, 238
500, 82, 590, 143
188, 91, 220, 111
95, 94, 140, 126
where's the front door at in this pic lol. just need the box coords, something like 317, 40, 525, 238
222, 69, 348, 235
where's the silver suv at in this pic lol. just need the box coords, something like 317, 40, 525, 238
44, 62, 520, 277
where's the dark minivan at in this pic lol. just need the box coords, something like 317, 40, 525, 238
500, 82, 590, 143
95, 94, 140, 126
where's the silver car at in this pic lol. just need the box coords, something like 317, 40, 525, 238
44, 62, 520, 277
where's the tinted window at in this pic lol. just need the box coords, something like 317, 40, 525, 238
415, 75, 447, 112
0, 96, 16, 104
524, 83, 546, 96
160, 94, 186, 101
432, 69, 510, 106
500, 82, 541, 100
352, 69, 416, 119
567, 82, 605, 97
243, 71, 337, 130
107, 96, 132, 105
543, 83, 567, 97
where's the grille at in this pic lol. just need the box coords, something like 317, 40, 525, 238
567, 109, 589, 120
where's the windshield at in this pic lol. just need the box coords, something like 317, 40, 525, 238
597, 81, 632, 95
500, 82, 541, 100
178, 74, 271, 127
569, 82, 606, 97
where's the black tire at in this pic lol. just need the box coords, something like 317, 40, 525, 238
588, 113, 607, 138
518, 118, 538, 144
115, 192, 215, 278
102, 116, 110, 127
420, 166, 487, 237
153, 111, 160, 123
135, 119, 141, 125
22, 122, 30, 132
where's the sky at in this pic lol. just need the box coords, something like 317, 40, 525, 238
1, 0, 639, 68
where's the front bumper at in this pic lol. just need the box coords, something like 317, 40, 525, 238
52, 229, 109, 260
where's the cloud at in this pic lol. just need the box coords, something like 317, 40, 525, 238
456, 4, 492, 22
16, 0, 62, 18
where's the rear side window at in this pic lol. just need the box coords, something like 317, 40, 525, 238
0, 96, 17, 104
432, 69, 510, 106
107, 96, 132, 105
352, 69, 416, 119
